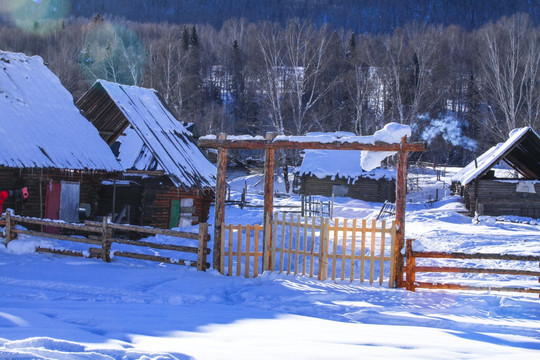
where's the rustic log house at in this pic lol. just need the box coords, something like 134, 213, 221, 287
451, 127, 540, 217
295, 149, 396, 202
0, 51, 122, 224
77, 80, 216, 229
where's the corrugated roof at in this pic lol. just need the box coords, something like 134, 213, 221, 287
79, 80, 216, 190
451, 127, 540, 186
0, 51, 122, 171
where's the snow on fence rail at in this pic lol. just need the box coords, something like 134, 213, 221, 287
405, 239, 540, 296
1, 211, 210, 270
221, 213, 396, 285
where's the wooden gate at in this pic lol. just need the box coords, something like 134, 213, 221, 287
221, 213, 396, 285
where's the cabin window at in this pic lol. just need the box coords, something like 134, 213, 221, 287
169, 198, 195, 228
332, 184, 348, 197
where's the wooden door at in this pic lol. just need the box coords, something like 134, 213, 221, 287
169, 199, 181, 229
44, 182, 61, 234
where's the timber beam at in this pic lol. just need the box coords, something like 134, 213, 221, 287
199, 138, 425, 152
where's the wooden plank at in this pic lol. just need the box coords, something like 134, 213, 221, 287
287, 214, 293, 274
414, 266, 540, 276
85, 220, 200, 239
294, 214, 301, 275
236, 225, 242, 277
350, 219, 357, 282
302, 216, 308, 276
379, 220, 386, 285
370, 219, 376, 284
13, 229, 101, 245
309, 217, 315, 278
271, 215, 278, 272
228, 223, 233, 276
341, 219, 347, 281
113, 251, 196, 267
12, 215, 102, 233
245, 224, 251, 278
112, 238, 199, 253
414, 282, 540, 294
360, 219, 366, 283
220, 222, 226, 275
331, 218, 338, 281
254, 226, 260, 277
412, 251, 540, 262
280, 212, 286, 273
388, 222, 396, 287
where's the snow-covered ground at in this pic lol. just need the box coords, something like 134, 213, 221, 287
1, 168, 539, 359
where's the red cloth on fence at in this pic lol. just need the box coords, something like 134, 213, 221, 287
0, 190, 9, 214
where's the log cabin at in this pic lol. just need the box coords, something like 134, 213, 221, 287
0, 50, 122, 224
295, 148, 396, 202
451, 127, 540, 217
77, 80, 216, 229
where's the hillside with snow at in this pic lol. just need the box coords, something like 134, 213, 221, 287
0, 167, 539, 359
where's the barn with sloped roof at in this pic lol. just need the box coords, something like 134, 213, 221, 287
77, 80, 216, 228
0, 50, 122, 223
451, 127, 540, 217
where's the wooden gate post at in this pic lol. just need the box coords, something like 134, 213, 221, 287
5, 210, 12, 247
101, 216, 111, 262
262, 132, 276, 270
213, 133, 228, 271
197, 222, 209, 271
405, 239, 416, 291
393, 137, 408, 288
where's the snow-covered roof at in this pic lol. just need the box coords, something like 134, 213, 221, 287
78, 80, 216, 190
0, 51, 122, 171
451, 127, 540, 186
296, 150, 395, 181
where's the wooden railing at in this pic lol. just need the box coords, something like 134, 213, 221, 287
405, 239, 540, 296
221, 213, 396, 285
1, 211, 210, 270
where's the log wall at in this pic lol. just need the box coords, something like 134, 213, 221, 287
465, 180, 540, 217
300, 175, 395, 202
0, 168, 107, 218
98, 175, 213, 229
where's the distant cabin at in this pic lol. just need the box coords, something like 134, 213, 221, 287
451, 127, 540, 217
295, 149, 395, 202
77, 80, 216, 229
0, 50, 122, 223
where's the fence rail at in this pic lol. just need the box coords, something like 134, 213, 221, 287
1, 211, 210, 270
221, 213, 396, 285
405, 239, 540, 296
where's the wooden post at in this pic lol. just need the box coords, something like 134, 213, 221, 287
405, 239, 416, 291
101, 216, 111, 262
5, 210, 12, 247
393, 136, 408, 288
262, 132, 276, 270
213, 133, 228, 271
197, 222, 209, 271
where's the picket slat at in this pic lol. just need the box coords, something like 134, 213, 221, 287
350, 219, 357, 282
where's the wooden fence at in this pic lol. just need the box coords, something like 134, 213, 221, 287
1, 211, 210, 270
221, 213, 396, 285
405, 239, 540, 296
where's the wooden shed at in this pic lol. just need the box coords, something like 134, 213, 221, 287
77, 80, 216, 229
451, 127, 540, 217
295, 149, 396, 202
0, 50, 122, 222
